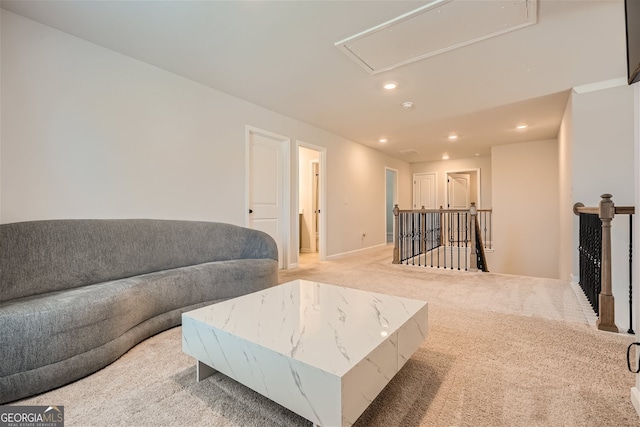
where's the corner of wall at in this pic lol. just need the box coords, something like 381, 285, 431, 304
558, 91, 574, 281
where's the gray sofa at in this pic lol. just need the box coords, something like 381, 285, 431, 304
0, 219, 278, 404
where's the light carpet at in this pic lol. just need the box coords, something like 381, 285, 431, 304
16, 245, 640, 426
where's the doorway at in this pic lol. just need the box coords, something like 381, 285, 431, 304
297, 142, 326, 265
447, 173, 471, 209
385, 168, 398, 244
445, 168, 481, 209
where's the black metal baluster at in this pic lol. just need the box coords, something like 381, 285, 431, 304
465, 213, 468, 271
400, 213, 404, 263
412, 212, 416, 265
579, 214, 602, 314
578, 213, 602, 315
432, 212, 436, 267
449, 212, 454, 269
457, 212, 461, 270
437, 212, 441, 268
403, 212, 407, 263
399, 212, 403, 263
629, 214, 634, 334
420, 212, 424, 267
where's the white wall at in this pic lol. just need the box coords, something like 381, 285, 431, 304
571, 84, 635, 329
491, 139, 560, 279
324, 141, 411, 257
558, 95, 574, 282
0, 11, 412, 261
411, 155, 492, 209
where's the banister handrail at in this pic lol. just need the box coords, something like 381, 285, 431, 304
396, 207, 493, 214
574, 202, 634, 216
573, 203, 600, 215
616, 206, 636, 215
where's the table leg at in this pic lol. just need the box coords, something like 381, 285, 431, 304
196, 360, 217, 382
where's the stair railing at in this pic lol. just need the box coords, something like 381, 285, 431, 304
393, 203, 490, 272
574, 194, 635, 333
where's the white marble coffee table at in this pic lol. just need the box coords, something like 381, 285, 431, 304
182, 279, 428, 426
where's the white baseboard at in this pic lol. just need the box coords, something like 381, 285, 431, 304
631, 387, 640, 419
326, 243, 387, 260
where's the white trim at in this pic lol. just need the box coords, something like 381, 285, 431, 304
325, 243, 388, 260
245, 125, 291, 269
310, 159, 320, 253
573, 77, 627, 94
296, 140, 327, 262
444, 168, 482, 209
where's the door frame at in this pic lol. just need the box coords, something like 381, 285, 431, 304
245, 125, 291, 268
385, 167, 399, 243
444, 168, 482, 209
310, 160, 320, 253
295, 140, 327, 263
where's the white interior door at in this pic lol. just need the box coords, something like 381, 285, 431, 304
447, 173, 470, 209
247, 128, 288, 269
413, 173, 437, 209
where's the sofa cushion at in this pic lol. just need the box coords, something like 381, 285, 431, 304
0, 258, 277, 379
0, 219, 277, 302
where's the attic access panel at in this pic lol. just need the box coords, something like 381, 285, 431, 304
335, 0, 537, 74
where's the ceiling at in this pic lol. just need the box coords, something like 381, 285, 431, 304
0, 0, 628, 163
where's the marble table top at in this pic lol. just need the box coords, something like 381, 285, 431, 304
184, 279, 427, 377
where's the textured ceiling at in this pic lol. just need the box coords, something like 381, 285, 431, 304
0, 0, 628, 162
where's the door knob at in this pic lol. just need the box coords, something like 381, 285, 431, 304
249, 209, 253, 214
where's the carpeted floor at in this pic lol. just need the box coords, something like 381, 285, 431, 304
16, 245, 640, 426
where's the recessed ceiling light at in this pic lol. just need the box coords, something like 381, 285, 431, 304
448, 134, 458, 141
442, 154, 449, 160
475, 153, 480, 157
516, 124, 528, 129
383, 82, 397, 90
379, 138, 387, 143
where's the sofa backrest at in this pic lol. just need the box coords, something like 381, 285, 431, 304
0, 219, 278, 302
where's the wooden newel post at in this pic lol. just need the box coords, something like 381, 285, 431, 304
393, 204, 400, 264
597, 194, 618, 332
469, 202, 478, 272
